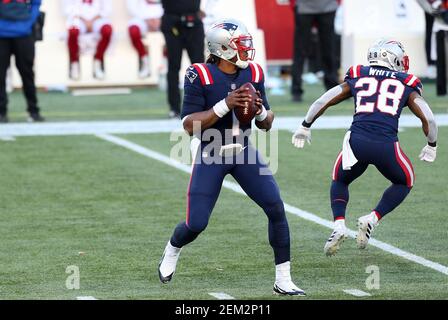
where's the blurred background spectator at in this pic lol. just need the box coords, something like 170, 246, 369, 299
0, 0, 44, 123
62, 0, 113, 81
416, 0, 438, 79
127, 0, 164, 79
160, 0, 205, 119
417, 0, 448, 95
290, 0, 340, 102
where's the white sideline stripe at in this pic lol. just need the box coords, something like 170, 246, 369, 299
209, 292, 236, 300
76, 296, 97, 300
95, 133, 448, 277
0, 136, 15, 141
71, 88, 132, 96
1, 114, 448, 138
343, 289, 371, 297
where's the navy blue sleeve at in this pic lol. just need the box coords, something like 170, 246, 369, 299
257, 78, 270, 111
181, 66, 206, 119
343, 66, 356, 91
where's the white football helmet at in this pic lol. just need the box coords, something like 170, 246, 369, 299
206, 18, 255, 69
367, 38, 409, 73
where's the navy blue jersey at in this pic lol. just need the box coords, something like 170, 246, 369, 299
344, 65, 423, 142
181, 62, 269, 145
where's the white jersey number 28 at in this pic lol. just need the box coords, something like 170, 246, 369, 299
354, 77, 405, 116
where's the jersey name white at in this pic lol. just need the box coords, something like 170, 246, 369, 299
368, 68, 397, 79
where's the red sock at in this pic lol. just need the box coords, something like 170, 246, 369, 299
129, 25, 147, 58
94, 24, 113, 61
68, 27, 80, 63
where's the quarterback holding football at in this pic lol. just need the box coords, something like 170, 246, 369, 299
158, 18, 306, 296
292, 39, 438, 256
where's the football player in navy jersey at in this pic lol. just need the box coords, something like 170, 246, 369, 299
158, 18, 306, 296
292, 39, 438, 256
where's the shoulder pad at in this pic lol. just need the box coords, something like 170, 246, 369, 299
248, 62, 264, 83
344, 65, 363, 80
190, 63, 214, 86
402, 73, 423, 94
402, 73, 421, 88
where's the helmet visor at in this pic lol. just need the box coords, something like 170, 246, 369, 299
230, 35, 255, 61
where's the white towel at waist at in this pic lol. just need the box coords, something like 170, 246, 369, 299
342, 131, 358, 170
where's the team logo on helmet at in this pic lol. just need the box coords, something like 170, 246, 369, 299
212, 22, 238, 35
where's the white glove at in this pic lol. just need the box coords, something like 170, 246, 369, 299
292, 126, 311, 149
419, 144, 437, 162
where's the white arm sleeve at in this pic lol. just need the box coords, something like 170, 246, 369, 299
304, 85, 343, 125
414, 96, 438, 143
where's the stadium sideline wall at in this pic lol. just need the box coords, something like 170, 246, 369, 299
10, 0, 266, 89
342, 0, 427, 76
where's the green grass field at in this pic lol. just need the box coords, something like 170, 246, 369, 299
0, 83, 447, 300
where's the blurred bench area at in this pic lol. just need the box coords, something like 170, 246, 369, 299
8, 0, 265, 91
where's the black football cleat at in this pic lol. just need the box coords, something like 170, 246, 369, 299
158, 241, 182, 284
273, 281, 306, 296
0, 114, 9, 123
158, 260, 174, 284
28, 113, 45, 123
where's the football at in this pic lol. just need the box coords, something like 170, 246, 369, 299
234, 82, 259, 124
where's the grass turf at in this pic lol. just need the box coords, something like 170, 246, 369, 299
0, 128, 446, 300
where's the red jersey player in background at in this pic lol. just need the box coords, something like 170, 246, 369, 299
63, 0, 113, 80
126, 0, 163, 79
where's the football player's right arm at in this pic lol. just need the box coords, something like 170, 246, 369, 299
182, 87, 252, 136
407, 91, 438, 162
292, 82, 352, 149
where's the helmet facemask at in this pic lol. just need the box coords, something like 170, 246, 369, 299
401, 54, 409, 73
229, 35, 255, 69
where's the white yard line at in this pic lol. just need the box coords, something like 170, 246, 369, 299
95, 133, 448, 277
76, 296, 97, 300
208, 292, 236, 300
343, 289, 371, 297
1, 114, 448, 138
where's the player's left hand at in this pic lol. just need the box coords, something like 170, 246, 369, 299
419, 144, 437, 162
255, 90, 263, 115
292, 126, 311, 148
